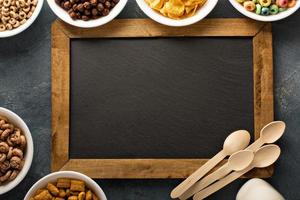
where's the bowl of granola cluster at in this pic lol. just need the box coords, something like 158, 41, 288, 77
0, 107, 33, 195
0, 0, 43, 37
24, 171, 107, 200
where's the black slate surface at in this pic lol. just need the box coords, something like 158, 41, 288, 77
0, 0, 300, 199
70, 38, 253, 159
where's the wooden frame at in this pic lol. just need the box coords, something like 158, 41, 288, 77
51, 18, 273, 179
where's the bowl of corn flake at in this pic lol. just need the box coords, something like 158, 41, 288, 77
24, 171, 107, 200
136, 0, 218, 26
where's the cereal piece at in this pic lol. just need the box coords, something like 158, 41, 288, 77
54, 198, 65, 200
70, 190, 79, 196
0, 116, 8, 121
259, 0, 271, 7
3, 0, 11, 7
65, 188, 71, 197
1, 129, 11, 140
0, 142, 9, 153
85, 190, 93, 200
18, 11, 26, 19
10, 156, 22, 169
20, 18, 26, 24
8, 170, 19, 181
57, 178, 71, 188
68, 196, 78, 200
70, 179, 85, 192
92, 193, 99, 200
33, 190, 53, 200
22, 5, 30, 12
288, 0, 296, 7
35, 188, 48, 196
0, 153, 6, 162
0, 170, 12, 183
0, 24, 4, 31
58, 189, 66, 198
47, 182, 60, 196
243, 1, 255, 11
78, 192, 85, 200
8, 17, 16, 24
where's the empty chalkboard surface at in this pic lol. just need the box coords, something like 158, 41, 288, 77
70, 37, 253, 159
51, 19, 274, 179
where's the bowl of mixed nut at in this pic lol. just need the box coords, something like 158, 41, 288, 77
24, 171, 107, 200
0, 0, 43, 37
47, 0, 127, 28
0, 107, 33, 194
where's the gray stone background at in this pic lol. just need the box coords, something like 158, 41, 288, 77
0, 0, 300, 199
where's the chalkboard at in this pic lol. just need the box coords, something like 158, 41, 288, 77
51, 19, 274, 179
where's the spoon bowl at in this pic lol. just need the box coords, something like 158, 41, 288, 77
252, 145, 281, 168
228, 150, 254, 171
261, 121, 286, 144
223, 130, 251, 155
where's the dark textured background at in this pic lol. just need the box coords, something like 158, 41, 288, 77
70, 38, 253, 159
0, 0, 300, 199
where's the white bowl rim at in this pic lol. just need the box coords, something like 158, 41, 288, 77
0, 107, 34, 195
47, 0, 128, 28
228, 0, 300, 22
24, 171, 107, 200
0, 0, 44, 38
135, 0, 219, 27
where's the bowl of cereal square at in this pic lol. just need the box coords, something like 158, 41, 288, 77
0, 0, 44, 37
24, 171, 107, 200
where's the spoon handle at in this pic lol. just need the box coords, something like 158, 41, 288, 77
171, 151, 226, 199
193, 167, 251, 200
179, 164, 231, 200
246, 138, 264, 151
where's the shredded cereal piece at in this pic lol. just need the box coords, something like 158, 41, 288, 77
47, 182, 59, 196
78, 192, 85, 200
68, 196, 78, 200
70, 180, 85, 192
58, 189, 66, 198
57, 178, 71, 188
86, 190, 93, 200
33, 190, 53, 200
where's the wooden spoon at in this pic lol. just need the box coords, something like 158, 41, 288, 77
193, 144, 281, 200
246, 121, 285, 151
179, 150, 254, 200
170, 130, 251, 199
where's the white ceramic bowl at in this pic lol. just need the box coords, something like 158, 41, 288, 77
47, 0, 127, 28
0, 107, 34, 195
0, 0, 44, 38
228, 0, 300, 22
136, 0, 218, 27
24, 171, 107, 200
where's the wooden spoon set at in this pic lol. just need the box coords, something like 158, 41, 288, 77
171, 121, 286, 200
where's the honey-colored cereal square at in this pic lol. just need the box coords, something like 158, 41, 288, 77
70, 180, 85, 192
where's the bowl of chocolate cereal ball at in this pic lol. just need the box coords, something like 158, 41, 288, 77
0, 107, 33, 195
0, 0, 43, 37
47, 0, 127, 28
24, 171, 107, 200
229, 0, 300, 21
